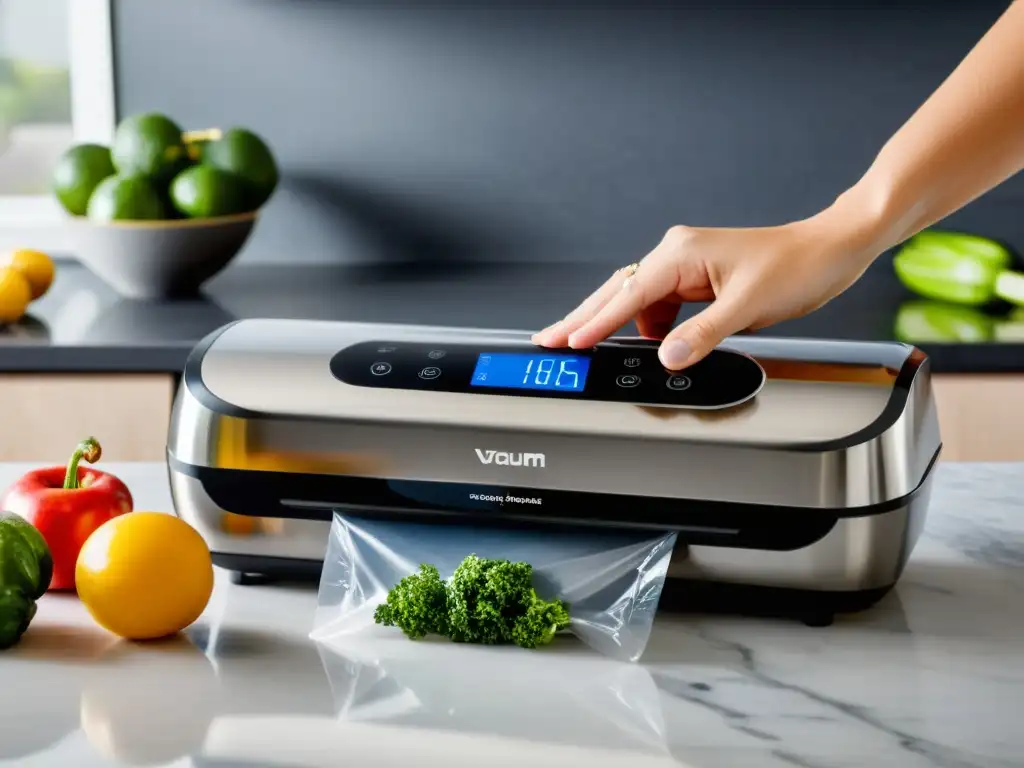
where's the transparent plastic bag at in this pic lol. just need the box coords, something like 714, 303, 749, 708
309, 513, 677, 662
314, 635, 673, 761
206, 639, 676, 768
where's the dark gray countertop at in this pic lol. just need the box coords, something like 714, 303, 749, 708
2, 256, 1022, 374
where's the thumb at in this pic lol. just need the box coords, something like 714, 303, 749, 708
658, 293, 752, 370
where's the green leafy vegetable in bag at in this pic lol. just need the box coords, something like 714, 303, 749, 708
0, 511, 53, 649
374, 554, 570, 650
373, 563, 449, 640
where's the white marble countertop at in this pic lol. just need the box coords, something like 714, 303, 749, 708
1, 461, 1021, 768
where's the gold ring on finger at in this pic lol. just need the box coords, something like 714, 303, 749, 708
621, 262, 639, 290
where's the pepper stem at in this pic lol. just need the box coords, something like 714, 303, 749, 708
63, 437, 102, 490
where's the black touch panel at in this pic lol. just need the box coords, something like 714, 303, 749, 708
329, 340, 765, 409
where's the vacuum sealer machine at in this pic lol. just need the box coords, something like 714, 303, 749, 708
167, 318, 941, 618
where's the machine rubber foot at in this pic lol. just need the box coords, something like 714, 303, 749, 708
231, 571, 270, 586
801, 613, 835, 628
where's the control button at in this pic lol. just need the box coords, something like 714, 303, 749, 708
666, 375, 691, 391
623, 357, 642, 368
419, 366, 442, 380
377, 346, 396, 353
616, 374, 641, 388
370, 362, 392, 376
428, 349, 446, 360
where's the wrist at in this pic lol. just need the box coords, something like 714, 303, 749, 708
803, 179, 912, 269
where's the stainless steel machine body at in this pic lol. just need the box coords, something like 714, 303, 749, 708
167, 319, 940, 608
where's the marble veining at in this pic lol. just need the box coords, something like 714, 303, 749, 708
640, 463, 1024, 768
1, 462, 1021, 768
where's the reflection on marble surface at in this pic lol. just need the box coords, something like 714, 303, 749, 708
318, 637, 670, 754
0, 313, 49, 343
77, 297, 235, 346
0, 461, 1021, 767
31, 282, 236, 347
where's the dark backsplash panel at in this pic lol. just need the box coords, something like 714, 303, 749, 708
112, 0, 1020, 264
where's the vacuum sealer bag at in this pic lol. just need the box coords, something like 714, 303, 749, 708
314, 634, 670, 757
310, 513, 677, 662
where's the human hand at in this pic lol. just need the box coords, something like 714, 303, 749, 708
532, 210, 884, 370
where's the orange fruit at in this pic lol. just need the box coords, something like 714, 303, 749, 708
75, 512, 214, 640
2, 249, 55, 299
0, 267, 31, 324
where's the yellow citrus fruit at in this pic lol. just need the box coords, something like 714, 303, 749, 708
0, 267, 31, 324
2, 248, 55, 299
76, 512, 215, 640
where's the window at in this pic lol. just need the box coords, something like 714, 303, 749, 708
0, 0, 115, 251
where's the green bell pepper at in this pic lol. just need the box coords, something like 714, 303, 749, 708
894, 300, 995, 343
0, 512, 53, 649
893, 230, 1024, 307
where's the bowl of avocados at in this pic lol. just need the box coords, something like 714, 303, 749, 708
53, 112, 279, 299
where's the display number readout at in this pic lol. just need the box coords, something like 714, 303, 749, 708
470, 352, 590, 392
521, 357, 580, 388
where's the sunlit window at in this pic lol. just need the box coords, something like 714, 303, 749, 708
0, 0, 113, 249
0, 0, 73, 196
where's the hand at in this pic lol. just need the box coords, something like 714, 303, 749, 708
535, 2, 1024, 369
532, 211, 882, 370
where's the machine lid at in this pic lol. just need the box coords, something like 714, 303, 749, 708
186, 319, 921, 449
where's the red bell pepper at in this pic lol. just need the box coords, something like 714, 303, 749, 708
0, 437, 133, 591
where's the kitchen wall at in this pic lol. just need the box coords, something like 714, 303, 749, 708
112, 0, 1020, 266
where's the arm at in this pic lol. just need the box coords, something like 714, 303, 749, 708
537, 2, 1024, 368
828, 0, 1024, 258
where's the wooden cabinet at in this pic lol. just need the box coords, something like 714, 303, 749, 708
0, 371, 1018, 465
932, 374, 1024, 462
0, 374, 175, 462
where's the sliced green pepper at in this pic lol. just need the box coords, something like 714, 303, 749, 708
893, 300, 995, 343
893, 230, 1023, 307
906, 230, 1013, 271
994, 271, 1024, 305
995, 307, 1024, 342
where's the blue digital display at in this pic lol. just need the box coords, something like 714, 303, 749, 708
470, 352, 590, 392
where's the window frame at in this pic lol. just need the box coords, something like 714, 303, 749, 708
0, 0, 116, 252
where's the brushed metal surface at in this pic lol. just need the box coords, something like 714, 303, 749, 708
168, 468, 931, 592
167, 319, 941, 592
167, 319, 940, 509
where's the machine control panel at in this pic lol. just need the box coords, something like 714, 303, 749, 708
330, 339, 766, 409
